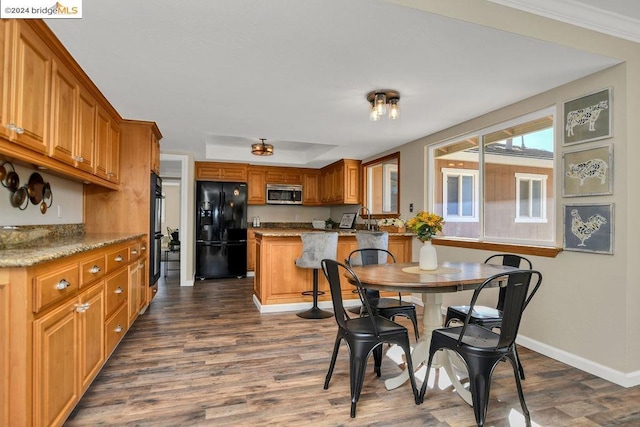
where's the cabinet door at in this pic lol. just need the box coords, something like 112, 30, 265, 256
138, 259, 147, 310
7, 21, 52, 153
302, 170, 321, 205
0, 271, 8, 427
0, 20, 10, 142
247, 168, 266, 205
94, 105, 110, 180
108, 120, 120, 183
151, 133, 160, 174
76, 86, 97, 173
33, 300, 79, 427
128, 262, 139, 325
79, 283, 105, 389
49, 58, 78, 166
247, 230, 256, 271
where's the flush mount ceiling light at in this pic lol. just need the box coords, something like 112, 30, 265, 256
367, 90, 400, 121
251, 138, 274, 156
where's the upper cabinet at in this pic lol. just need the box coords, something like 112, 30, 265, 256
3, 20, 52, 153
320, 159, 361, 205
195, 161, 248, 182
247, 167, 266, 205
0, 20, 126, 190
264, 169, 302, 185
301, 169, 321, 206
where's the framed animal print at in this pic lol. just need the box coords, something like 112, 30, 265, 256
563, 203, 613, 254
562, 144, 613, 197
563, 88, 612, 145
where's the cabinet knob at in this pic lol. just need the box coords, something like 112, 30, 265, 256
75, 303, 89, 313
131, 249, 138, 255
115, 255, 123, 262
56, 279, 71, 290
141, 246, 146, 251
14, 126, 24, 134
90, 265, 101, 274
115, 287, 123, 294
114, 325, 123, 333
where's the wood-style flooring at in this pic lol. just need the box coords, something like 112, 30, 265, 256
65, 271, 640, 426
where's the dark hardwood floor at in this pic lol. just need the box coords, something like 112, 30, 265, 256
65, 271, 640, 426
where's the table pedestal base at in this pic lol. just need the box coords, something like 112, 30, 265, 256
384, 293, 472, 405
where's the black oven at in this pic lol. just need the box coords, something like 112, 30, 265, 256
150, 173, 163, 286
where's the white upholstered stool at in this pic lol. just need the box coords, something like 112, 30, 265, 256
295, 232, 338, 319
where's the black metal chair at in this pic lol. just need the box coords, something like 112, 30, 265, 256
321, 259, 419, 418
445, 253, 533, 379
419, 269, 543, 427
346, 248, 419, 340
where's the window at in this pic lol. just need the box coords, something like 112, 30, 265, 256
430, 108, 555, 246
515, 173, 547, 223
442, 168, 478, 222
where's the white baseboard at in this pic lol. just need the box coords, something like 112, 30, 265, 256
252, 294, 360, 314
517, 335, 640, 388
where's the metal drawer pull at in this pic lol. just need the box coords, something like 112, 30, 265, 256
115, 255, 123, 262
56, 279, 71, 290
131, 249, 138, 255
114, 325, 123, 333
75, 303, 90, 313
90, 265, 101, 274
141, 245, 146, 251
115, 287, 123, 294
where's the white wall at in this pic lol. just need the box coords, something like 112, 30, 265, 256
0, 163, 83, 226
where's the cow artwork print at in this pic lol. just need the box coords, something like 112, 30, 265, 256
565, 100, 608, 137
566, 158, 608, 186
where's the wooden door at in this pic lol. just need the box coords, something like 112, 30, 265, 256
302, 170, 321, 205
76, 86, 97, 173
128, 262, 139, 325
33, 299, 79, 427
247, 168, 266, 205
8, 21, 52, 153
108, 120, 120, 183
94, 105, 110, 180
0, 20, 10, 141
49, 58, 78, 166
79, 283, 105, 389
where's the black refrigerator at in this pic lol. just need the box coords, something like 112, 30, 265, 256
195, 181, 248, 280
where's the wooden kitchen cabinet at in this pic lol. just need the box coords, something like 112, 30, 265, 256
247, 166, 266, 205
247, 229, 256, 271
320, 159, 361, 204
151, 131, 160, 174
2, 237, 146, 426
264, 168, 302, 184
2, 20, 53, 154
32, 280, 104, 427
302, 169, 321, 205
195, 161, 248, 181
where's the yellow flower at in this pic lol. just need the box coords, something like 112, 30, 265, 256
406, 211, 444, 241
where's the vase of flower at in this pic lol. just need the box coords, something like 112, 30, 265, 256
419, 240, 438, 270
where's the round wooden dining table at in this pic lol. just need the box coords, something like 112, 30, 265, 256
348, 261, 517, 404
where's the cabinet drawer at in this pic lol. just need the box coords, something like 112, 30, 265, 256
80, 254, 106, 287
129, 241, 141, 261
105, 269, 128, 317
33, 263, 79, 313
105, 303, 128, 356
105, 246, 129, 272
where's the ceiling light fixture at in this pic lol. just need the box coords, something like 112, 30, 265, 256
367, 90, 400, 121
251, 138, 274, 156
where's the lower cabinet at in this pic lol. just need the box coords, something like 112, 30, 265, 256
4, 237, 145, 426
33, 281, 104, 427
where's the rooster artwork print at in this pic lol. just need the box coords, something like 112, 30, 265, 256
570, 209, 607, 246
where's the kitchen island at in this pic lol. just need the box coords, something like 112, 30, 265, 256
253, 229, 414, 312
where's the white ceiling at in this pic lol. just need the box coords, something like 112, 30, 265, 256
45, 0, 636, 172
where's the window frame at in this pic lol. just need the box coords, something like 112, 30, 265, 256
441, 167, 479, 222
514, 172, 548, 223
427, 107, 556, 247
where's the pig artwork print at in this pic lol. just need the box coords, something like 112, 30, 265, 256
562, 145, 613, 197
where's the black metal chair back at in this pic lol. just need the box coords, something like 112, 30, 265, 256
484, 254, 532, 311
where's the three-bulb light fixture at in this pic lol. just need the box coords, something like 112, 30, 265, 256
367, 90, 400, 121
251, 138, 274, 156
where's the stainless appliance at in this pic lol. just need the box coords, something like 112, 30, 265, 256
195, 181, 247, 279
150, 173, 163, 286
266, 184, 302, 205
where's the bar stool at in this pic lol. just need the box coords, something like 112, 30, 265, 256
295, 232, 338, 319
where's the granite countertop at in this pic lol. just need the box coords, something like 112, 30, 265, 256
0, 233, 145, 268
253, 229, 416, 237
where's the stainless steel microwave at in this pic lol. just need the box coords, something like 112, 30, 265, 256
266, 184, 303, 204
